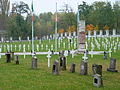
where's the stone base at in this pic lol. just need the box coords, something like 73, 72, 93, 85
107, 68, 118, 72
16, 61, 19, 64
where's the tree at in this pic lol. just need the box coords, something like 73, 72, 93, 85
0, 0, 10, 34
0, 0, 10, 17
113, 1, 120, 33
7, 1, 31, 39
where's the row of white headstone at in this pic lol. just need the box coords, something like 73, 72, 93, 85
88, 29, 117, 37
0, 29, 118, 42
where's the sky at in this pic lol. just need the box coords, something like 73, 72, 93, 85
10, 0, 117, 15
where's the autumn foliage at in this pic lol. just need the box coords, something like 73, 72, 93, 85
86, 24, 94, 31
103, 25, 109, 30
58, 29, 64, 33
67, 25, 76, 32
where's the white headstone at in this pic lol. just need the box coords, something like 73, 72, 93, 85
100, 30, 103, 36
88, 31, 91, 36
71, 49, 75, 58
113, 29, 116, 36
94, 30, 97, 36
1, 37, 3, 42
106, 30, 109, 36
15, 45, 17, 51
19, 37, 21, 41
27, 36, 30, 41
109, 48, 112, 57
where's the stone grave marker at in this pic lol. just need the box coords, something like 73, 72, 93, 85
92, 64, 102, 76
78, 20, 86, 52
1, 37, 4, 42
41, 44, 43, 50
106, 30, 109, 36
19, 36, 21, 41
99, 30, 103, 36
94, 30, 97, 37
51, 50, 54, 55
18, 44, 21, 51
62, 56, 66, 70
88, 31, 91, 36
27, 36, 29, 41
80, 60, 88, 75
51, 44, 53, 50
113, 29, 116, 36
36, 44, 39, 51
93, 74, 103, 88
71, 49, 75, 58
70, 63, 76, 73
46, 44, 48, 50
107, 58, 118, 72
15, 55, 19, 64
31, 56, 37, 69
39, 39, 41, 44
6, 52, 11, 63
52, 60, 59, 75
59, 56, 66, 70
68, 50, 70, 56
103, 51, 107, 60
14, 45, 17, 51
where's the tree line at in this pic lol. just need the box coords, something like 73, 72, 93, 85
0, 1, 120, 39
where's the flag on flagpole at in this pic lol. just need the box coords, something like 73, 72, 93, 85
31, 0, 34, 21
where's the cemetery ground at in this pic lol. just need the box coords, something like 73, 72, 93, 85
0, 53, 120, 90
0, 37, 120, 90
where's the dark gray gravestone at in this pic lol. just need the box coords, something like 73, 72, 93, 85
93, 74, 103, 88
52, 60, 59, 75
59, 57, 63, 67
6, 53, 11, 63
103, 51, 107, 59
51, 50, 54, 55
62, 56, 66, 70
59, 56, 67, 70
92, 64, 102, 76
15, 55, 19, 64
59, 50, 64, 57
107, 58, 118, 72
70, 63, 76, 73
80, 61, 88, 75
68, 50, 70, 56
31, 56, 37, 69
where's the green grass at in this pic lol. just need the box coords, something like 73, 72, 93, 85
0, 37, 120, 90
0, 52, 120, 90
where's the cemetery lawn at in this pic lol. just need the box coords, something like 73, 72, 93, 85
0, 52, 120, 90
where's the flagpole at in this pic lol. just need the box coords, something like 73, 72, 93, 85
77, 4, 80, 50
55, 2, 58, 52
32, 1, 34, 57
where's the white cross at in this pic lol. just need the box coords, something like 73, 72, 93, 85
47, 50, 51, 67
